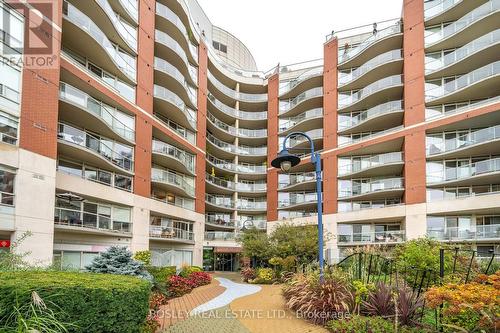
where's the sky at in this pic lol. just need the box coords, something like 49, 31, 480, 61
196, 0, 403, 71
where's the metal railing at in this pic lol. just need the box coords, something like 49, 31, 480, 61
208, 71, 267, 102
279, 87, 323, 114
428, 225, 500, 241
207, 132, 236, 153
204, 231, 239, 241
205, 173, 235, 190
153, 84, 197, 128
151, 167, 195, 196
95, 0, 137, 51
338, 230, 405, 244
152, 139, 195, 173
151, 192, 194, 210
339, 177, 404, 198
153, 112, 196, 145
279, 65, 324, 95
278, 192, 319, 207
155, 29, 197, 82
54, 207, 131, 233
338, 152, 403, 176
236, 182, 267, 192
426, 125, 500, 156
424, 0, 462, 20
427, 158, 500, 183
205, 193, 235, 208
338, 100, 403, 131
149, 225, 194, 241
338, 75, 402, 108
279, 108, 323, 132
117, 0, 138, 22
279, 172, 316, 189
205, 216, 236, 227
207, 93, 267, 120
236, 200, 267, 210
154, 57, 197, 104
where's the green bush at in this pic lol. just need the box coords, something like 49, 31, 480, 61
133, 250, 152, 266
146, 265, 176, 282
326, 315, 432, 333
251, 268, 274, 284
0, 271, 151, 333
179, 265, 202, 278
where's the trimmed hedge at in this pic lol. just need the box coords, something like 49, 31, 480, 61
146, 265, 176, 282
0, 271, 151, 333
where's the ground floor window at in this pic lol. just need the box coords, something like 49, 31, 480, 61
151, 248, 192, 268
53, 250, 98, 270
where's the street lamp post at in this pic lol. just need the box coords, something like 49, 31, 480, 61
271, 132, 324, 283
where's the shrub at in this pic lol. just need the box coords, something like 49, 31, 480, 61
187, 271, 211, 287
85, 246, 152, 281
425, 271, 500, 332
251, 268, 274, 284
362, 282, 392, 317
268, 257, 283, 267
326, 315, 431, 333
282, 272, 354, 325
167, 275, 195, 297
240, 267, 256, 282
134, 250, 152, 265
0, 271, 151, 333
146, 265, 176, 282
281, 255, 297, 271
179, 265, 203, 278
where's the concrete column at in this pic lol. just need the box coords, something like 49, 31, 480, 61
405, 203, 427, 239
130, 206, 150, 253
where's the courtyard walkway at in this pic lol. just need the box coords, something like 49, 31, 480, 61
160, 272, 328, 333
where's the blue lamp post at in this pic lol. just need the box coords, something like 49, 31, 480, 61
271, 131, 324, 283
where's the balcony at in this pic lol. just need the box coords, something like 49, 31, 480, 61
205, 173, 236, 193
236, 199, 267, 212
204, 231, 239, 241
279, 108, 323, 135
206, 154, 266, 176
151, 167, 195, 198
278, 192, 319, 210
338, 152, 404, 178
428, 225, 500, 241
338, 75, 403, 112
425, 0, 500, 52
205, 193, 235, 211
284, 128, 323, 151
207, 93, 267, 125
149, 225, 194, 243
155, 2, 198, 65
338, 230, 405, 245
153, 112, 196, 145
425, 61, 500, 105
153, 84, 197, 130
58, 82, 135, 143
110, 0, 138, 24
338, 100, 404, 134
427, 125, 500, 159
54, 207, 132, 236
237, 145, 267, 157
205, 215, 236, 229
208, 71, 267, 103
427, 157, 500, 186
279, 172, 317, 191
279, 66, 324, 98
338, 21, 402, 68
235, 182, 267, 193
279, 87, 323, 117
338, 198, 402, 213
62, 1, 136, 83
152, 139, 195, 175
155, 29, 196, 84
57, 122, 134, 174
339, 49, 403, 90
426, 29, 500, 79
339, 177, 404, 200
154, 57, 197, 107
424, 0, 487, 25
151, 191, 195, 211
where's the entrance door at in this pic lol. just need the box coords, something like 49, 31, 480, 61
215, 253, 234, 271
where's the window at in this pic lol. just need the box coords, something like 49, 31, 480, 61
151, 248, 193, 268
0, 111, 18, 145
0, 166, 15, 206
55, 250, 99, 270
212, 41, 227, 53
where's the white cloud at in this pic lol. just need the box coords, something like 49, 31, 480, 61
196, 0, 403, 70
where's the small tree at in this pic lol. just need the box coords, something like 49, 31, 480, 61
85, 246, 152, 281
238, 228, 271, 265
0, 231, 32, 271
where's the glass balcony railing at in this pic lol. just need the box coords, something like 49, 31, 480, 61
426, 29, 500, 74
339, 49, 402, 86
205, 173, 236, 190
204, 231, 238, 241
153, 84, 197, 129
117, 0, 138, 22
425, 0, 500, 46
207, 132, 236, 153
151, 167, 195, 197
338, 100, 403, 131
338, 199, 402, 212
424, 0, 462, 20
279, 172, 317, 189
237, 200, 267, 210
283, 129, 323, 149
153, 112, 196, 145
279, 87, 323, 114
278, 192, 319, 208
236, 182, 267, 192
152, 139, 195, 173
279, 108, 323, 133
427, 158, 500, 183
205, 194, 235, 208
236, 163, 267, 174
279, 66, 324, 95
149, 225, 194, 241
278, 210, 318, 220
63, 1, 136, 81
208, 113, 267, 139
238, 127, 267, 138
338, 230, 405, 244
57, 122, 134, 172
426, 61, 500, 101
206, 153, 266, 174
237, 145, 267, 156
427, 125, 500, 156
208, 93, 267, 120
339, 178, 404, 198
208, 71, 267, 102
151, 192, 195, 210
155, 2, 198, 63
207, 112, 237, 135
338, 152, 403, 176
428, 225, 500, 241
54, 207, 131, 234
96, 0, 137, 52
59, 82, 135, 141
205, 215, 236, 228
154, 57, 197, 105
338, 75, 403, 108
338, 21, 402, 63
206, 153, 236, 171
155, 29, 197, 82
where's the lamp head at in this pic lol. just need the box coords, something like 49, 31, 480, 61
271, 148, 301, 173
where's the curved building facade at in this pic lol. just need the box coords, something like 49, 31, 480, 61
0, 0, 499, 270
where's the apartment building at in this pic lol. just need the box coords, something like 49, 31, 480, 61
0, 0, 498, 269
